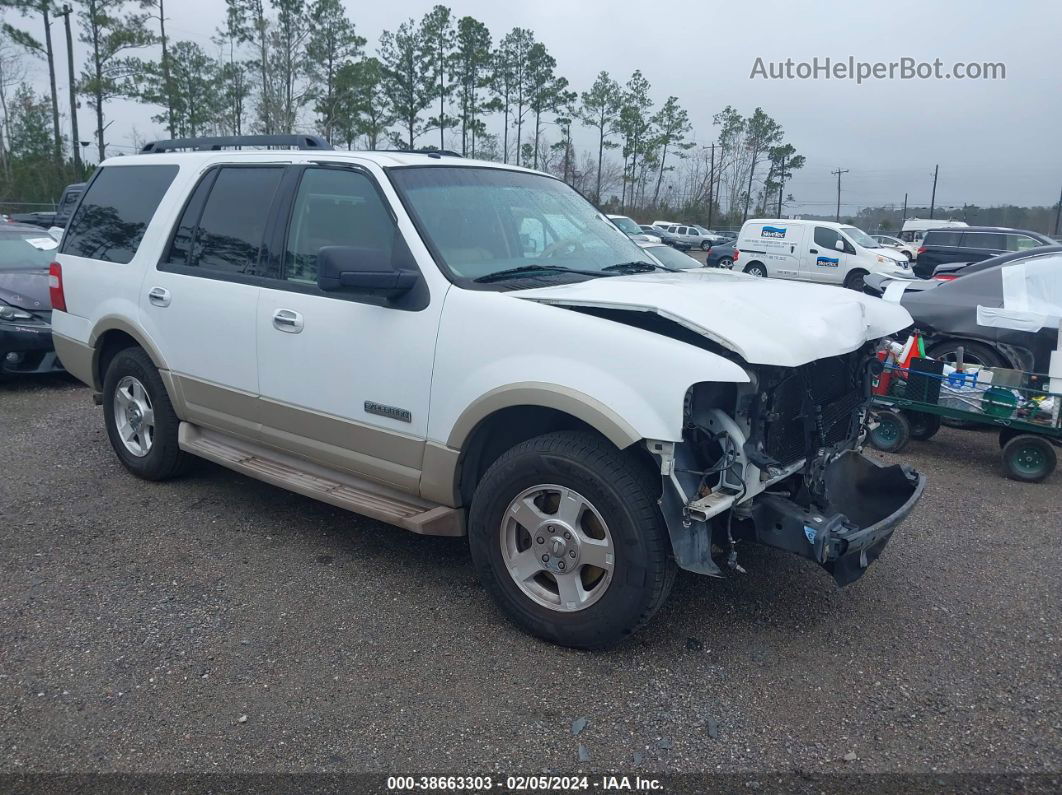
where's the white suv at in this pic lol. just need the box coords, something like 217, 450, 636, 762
50, 136, 924, 648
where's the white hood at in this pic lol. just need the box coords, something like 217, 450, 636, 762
513, 270, 914, 367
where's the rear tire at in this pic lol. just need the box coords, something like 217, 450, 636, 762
468, 431, 676, 649
718, 257, 733, 269
744, 261, 767, 278
102, 347, 191, 481
1001, 434, 1056, 483
905, 410, 941, 441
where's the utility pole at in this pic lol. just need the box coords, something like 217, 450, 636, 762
706, 143, 715, 229
41, 5, 63, 171
1054, 183, 1062, 236
901, 192, 908, 230
57, 5, 80, 174
929, 164, 939, 219
831, 168, 848, 223
776, 152, 786, 217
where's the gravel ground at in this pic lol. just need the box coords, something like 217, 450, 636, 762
1, 374, 1059, 776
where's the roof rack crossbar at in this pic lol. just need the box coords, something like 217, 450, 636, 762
140, 135, 333, 153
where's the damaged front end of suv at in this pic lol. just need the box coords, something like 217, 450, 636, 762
649, 344, 925, 586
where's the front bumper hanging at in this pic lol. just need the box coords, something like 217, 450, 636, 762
744, 450, 925, 586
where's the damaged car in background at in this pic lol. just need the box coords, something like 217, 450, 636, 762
51, 142, 925, 649
0, 224, 65, 376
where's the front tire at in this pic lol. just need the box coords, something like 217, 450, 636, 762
468, 431, 676, 649
102, 347, 191, 480
844, 269, 868, 291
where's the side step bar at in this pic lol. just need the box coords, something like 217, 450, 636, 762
178, 423, 464, 537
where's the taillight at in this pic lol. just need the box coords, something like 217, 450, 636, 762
917, 246, 926, 256
732, 249, 739, 262
934, 273, 958, 281
48, 262, 66, 312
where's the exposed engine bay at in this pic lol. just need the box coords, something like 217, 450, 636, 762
648, 344, 925, 586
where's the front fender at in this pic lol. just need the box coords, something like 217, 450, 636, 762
428, 289, 750, 448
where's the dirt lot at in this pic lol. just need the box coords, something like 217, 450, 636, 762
1, 374, 1059, 776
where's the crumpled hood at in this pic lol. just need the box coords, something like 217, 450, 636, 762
513, 269, 914, 367
0, 269, 50, 312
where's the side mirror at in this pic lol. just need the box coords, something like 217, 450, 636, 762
316, 246, 418, 298
834, 239, 845, 251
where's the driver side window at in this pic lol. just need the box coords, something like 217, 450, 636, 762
814, 226, 840, 249
283, 167, 395, 285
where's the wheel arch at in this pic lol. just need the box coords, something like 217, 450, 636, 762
90, 318, 170, 393
435, 387, 652, 508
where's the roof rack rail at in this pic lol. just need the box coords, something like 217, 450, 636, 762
140, 135, 333, 153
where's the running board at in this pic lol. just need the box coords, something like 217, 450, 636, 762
178, 423, 464, 537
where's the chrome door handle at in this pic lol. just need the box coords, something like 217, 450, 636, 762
147, 286, 170, 307
272, 308, 304, 333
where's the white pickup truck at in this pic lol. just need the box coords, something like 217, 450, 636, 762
50, 136, 925, 648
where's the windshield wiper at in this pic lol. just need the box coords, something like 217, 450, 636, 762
473, 264, 616, 283
602, 260, 678, 273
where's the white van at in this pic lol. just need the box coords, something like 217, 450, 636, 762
898, 218, 967, 245
736, 219, 912, 289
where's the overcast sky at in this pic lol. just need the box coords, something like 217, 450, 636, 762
7, 0, 1060, 215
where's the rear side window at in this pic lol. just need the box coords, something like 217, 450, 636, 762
163, 166, 284, 277
62, 165, 178, 263
925, 230, 962, 246
962, 232, 1005, 250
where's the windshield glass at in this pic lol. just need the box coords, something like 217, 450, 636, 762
389, 166, 648, 281
609, 215, 642, 236
841, 225, 880, 248
0, 231, 57, 270
644, 244, 701, 270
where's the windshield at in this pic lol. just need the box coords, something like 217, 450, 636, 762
0, 231, 57, 271
389, 166, 648, 281
841, 225, 881, 248
644, 244, 701, 270
609, 215, 642, 236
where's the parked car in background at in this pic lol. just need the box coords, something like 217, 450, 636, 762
50, 135, 924, 648
736, 218, 911, 289
0, 224, 65, 375
608, 214, 661, 243
913, 226, 1055, 278
705, 241, 739, 269
641, 224, 681, 248
655, 223, 709, 250
863, 248, 1062, 374
8, 209, 56, 229
929, 245, 1062, 281
899, 217, 966, 245
871, 234, 918, 261
53, 182, 86, 229
691, 225, 728, 246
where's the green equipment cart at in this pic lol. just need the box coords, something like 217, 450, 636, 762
868, 359, 1061, 482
